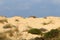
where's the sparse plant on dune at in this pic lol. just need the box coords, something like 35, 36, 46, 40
30, 37, 45, 40
3, 24, 12, 29
43, 29, 60, 40
15, 19, 19, 22
29, 29, 60, 40
0, 19, 8, 24
2, 24, 20, 40
42, 21, 53, 25
29, 16, 37, 18
28, 28, 42, 35
44, 29, 60, 38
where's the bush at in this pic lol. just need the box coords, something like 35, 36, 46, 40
15, 19, 19, 22
3, 24, 16, 29
34, 37, 44, 40
30, 37, 45, 40
29, 29, 60, 40
3, 24, 12, 29
44, 29, 60, 39
28, 28, 42, 35
0, 19, 8, 23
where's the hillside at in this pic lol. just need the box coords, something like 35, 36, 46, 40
0, 16, 60, 40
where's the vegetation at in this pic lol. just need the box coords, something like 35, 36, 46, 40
29, 29, 60, 40
43, 29, 60, 40
15, 19, 19, 22
2, 26, 60, 40
28, 28, 42, 35
3, 24, 19, 37
4, 19, 8, 23
42, 21, 52, 25
44, 29, 60, 38
0, 19, 8, 23
3, 24, 16, 29
3, 24, 12, 28
32, 37, 44, 40
29, 16, 37, 18
42, 23, 48, 25
1, 23, 60, 40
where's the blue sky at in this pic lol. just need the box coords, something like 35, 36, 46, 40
0, 0, 60, 17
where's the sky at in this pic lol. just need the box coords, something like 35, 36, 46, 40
0, 0, 60, 17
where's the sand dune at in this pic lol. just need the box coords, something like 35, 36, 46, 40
0, 16, 60, 40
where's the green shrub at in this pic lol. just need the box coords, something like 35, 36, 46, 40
44, 29, 60, 38
28, 28, 42, 35
30, 37, 45, 40
34, 37, 44, 40
29, 29, 60, 40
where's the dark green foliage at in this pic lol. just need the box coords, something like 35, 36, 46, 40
34, 37, 44, 40
28, 28, 42, 35
30, 37, 45, 40
30, 29, 60, 40
44, 29, 60, 39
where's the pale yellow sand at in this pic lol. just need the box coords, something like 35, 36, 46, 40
0, 16, 60, 40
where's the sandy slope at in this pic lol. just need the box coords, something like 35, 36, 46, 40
0, 16, 60, 40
